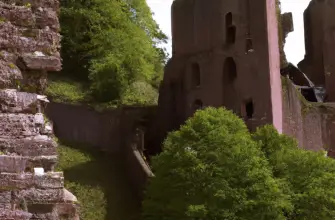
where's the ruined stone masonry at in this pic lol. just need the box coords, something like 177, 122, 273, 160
149, 0, 335, 156
0, 0, 79, 219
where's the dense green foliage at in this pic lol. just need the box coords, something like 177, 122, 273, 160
143, 107, 335, 220
57, 142, 141, 220
254, 126, 335, 220
56, 0, 167, 105
142, 108, 291, 220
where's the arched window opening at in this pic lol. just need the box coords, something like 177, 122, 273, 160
223, 57, 237, 81
244, 99, 254, 119
191, 63, 201, 88
192, 99, 203, 111
225, 12, 236, 44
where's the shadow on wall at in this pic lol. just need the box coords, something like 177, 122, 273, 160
46, 103, 156, 215
45, 103, 156, 153
57, 141, 142, 220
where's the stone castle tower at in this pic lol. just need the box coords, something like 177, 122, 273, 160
154, 0, 283, 149
298, 0, 335, 102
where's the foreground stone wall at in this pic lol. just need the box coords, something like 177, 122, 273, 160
0, 0, 78, 219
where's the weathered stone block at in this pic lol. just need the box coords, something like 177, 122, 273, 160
0, 155, 57, 173
0, 155, 27, 173
0, 135, 57, 156
0, 22, 60, 55
35, 8, 59, 31
57, 203, 80, 220
0, 60, 22, 89
0, 89, 39, 113
26, 155, 57, 172
0, 208, 32, 220
20, 54, 61, 71
0, 191, 11, 204
0, 172, 63, 190
0, 3, 35, 27
0, 0, 59, 10
17, 188, 64, 203
0, 113, 45, 138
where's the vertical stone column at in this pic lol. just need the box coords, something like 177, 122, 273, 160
0, 0, 79, 219
266, 0, 283, 133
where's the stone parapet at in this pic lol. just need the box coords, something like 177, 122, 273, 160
0, 0, 79, 219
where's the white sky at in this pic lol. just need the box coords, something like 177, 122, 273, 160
146, 0, 312, 65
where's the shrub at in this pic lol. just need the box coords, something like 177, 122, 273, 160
46, 76, 87, 104
142, 107, 291, 220
120, 81, 158, 106
253, 126, 335, 220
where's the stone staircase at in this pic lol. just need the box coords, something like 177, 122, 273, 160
0, 0, 79, 219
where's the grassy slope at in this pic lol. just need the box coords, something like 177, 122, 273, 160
56, 143, 141, 220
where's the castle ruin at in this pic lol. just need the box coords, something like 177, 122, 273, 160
151, 0, 335, 157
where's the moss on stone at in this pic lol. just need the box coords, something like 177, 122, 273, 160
21, 29, 38, 38
8, 63, 16, 69
281, 76, 288, 95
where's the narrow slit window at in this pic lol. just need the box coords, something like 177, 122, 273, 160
223, 57, 237, 81
225, 12, 236, 44
191, 63, 201, 88
244, 99, 254, 119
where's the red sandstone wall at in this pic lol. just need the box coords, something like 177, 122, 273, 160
282, 78, 335, 152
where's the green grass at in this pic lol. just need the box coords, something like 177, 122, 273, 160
46, 76, 88, 104
56, 142, 141, 220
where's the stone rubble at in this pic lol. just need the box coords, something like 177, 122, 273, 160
0, 0, 79, 219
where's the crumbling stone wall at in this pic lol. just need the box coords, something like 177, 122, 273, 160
154, 0, 283, 150
298, 0, 335, 101
0, 0, 78, 219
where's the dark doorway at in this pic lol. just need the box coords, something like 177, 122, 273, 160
224, 57, 237, 81
244, 99, 254, 119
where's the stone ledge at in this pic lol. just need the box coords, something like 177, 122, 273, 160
0, 89, 43, 113
0, 113, 51, 138
0, 3, 35, 27
19, 53, 61, 71
16, 188, 64, 203
0, 22, 60, 55
1, 0, 59, 12
27, 155, 57, 172
0, 155, 57, 173
0, 172, 64, 190
0, 135, 57, 156
0, 208, 32, 220
0, 3, 59, 31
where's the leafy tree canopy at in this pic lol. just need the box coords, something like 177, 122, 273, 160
59, 0, 168, 103
142, 107, 335, 220
142, 107, 291, 220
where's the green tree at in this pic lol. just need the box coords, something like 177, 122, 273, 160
142, 107, 291, 220
253, 126, 335, 220
59, 0, 167, 103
